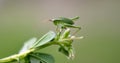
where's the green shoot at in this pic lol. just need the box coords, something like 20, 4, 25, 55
0, 16, 83, 63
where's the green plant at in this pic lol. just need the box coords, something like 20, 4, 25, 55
0, 16, 83, 63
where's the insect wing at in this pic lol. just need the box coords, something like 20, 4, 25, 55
53, 17, 74, 25
59, 17, 74, 25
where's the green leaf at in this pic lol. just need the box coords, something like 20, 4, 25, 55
32, 31, 56, 48
24, 56, 30, 63
59, 46, 75, 59
19, 38, 37, 53
30, 57, 40, 63
60, 28, 70, 39
29, 52, 55, 63
59, 46, 69, 57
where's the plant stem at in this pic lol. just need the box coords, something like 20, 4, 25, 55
0, 36, 80, 63
0, 41, 58, 63
0, 49, 35, 63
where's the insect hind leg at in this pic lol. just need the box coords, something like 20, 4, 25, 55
64, 24, 81, 35
72, 26, 81, 35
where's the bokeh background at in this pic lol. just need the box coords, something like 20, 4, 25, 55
0, 0, 120, 63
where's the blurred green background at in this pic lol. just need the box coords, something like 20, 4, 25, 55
0, 0, 120, 63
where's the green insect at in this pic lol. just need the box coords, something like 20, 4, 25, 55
50, 16, 81, 35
